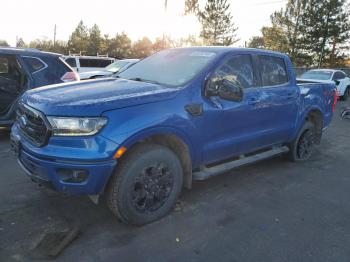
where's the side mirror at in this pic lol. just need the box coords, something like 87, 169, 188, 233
341, 108, 350, 120
218, 79, 243, 102
205, 78, 243, 102
334, 80, 340, 86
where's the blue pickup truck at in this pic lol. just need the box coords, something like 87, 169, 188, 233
11, 47, 337, 225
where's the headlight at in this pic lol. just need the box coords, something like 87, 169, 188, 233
47, 117, 108, 136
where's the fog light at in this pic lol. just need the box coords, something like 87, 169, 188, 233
57, 168, 89, 183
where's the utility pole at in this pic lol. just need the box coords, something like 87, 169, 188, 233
163, 0, 168, 49
53, 24, 57, 49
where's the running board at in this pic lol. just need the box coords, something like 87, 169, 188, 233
193, 146, 289, 181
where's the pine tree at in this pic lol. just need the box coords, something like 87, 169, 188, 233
302, 0, 350, 67
68, 21, 89, 54
198, 0, 238, 46
184, 0, 199, 15
247, 36, 265, 49
108, 33, 133, 59
261, 26, 290, 53
257, 0, 311, 65
87, 24, 102, 55
16, 38, 26, 48
271, 0, 310, 65
132, 37, 153, 58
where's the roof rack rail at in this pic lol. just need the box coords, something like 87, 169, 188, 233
0, 46, 40, 52
96, 53, 109, 57
68, 51, 82, 56
67, 51, 111, 58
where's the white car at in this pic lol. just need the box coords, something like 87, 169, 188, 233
63, 56, 115, 73
299, 69, 350, 100
78, 59, 140, 80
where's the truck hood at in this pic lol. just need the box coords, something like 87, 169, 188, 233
22, 78, 179, 116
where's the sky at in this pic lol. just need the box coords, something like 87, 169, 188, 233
1, 0, 289, 47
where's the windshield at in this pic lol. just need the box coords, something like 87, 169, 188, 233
118, 49, 217, 86
300, 70, 333, 80
105, 60, 130, 73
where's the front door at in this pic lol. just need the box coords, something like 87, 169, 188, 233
197, 53, 265, 165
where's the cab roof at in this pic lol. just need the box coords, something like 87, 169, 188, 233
174, 46, 289, 58
0, 47, 62, 57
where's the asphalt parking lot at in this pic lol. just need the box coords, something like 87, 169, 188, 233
1, 101, 350, 262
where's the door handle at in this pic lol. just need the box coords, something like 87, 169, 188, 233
286, 93, 295, 99
248, 98, 261, 105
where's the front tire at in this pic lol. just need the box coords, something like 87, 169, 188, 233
288, 121, 315, 162
106, 144, 183, 225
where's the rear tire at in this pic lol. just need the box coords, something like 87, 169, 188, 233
287, 121, 315, 162
106, 144, 183, 225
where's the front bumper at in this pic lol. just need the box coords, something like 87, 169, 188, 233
11, 124, 117, 195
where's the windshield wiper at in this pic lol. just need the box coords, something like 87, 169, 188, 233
128, 77, 161, 85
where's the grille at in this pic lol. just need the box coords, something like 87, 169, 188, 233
16, 103, 50, 147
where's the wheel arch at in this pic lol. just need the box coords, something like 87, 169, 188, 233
304, 108, 323, 144
115, 127, 195, 189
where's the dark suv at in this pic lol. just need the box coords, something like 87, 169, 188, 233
0, 47, 79, 127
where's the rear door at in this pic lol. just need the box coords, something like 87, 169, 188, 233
22, 55, 73, 87
0, 55, 23, 114
254, 55, 299, 144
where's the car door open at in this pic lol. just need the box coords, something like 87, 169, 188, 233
0, 55, 23, 114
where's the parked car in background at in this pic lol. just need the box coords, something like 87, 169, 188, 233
79, 59, 140, 80
299, 69, 350, 100
11, 47, 337, 225
63, 55, 115, 73
336, 68, 350, 77
0, 47, 79, 127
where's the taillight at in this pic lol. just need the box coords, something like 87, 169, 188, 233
61, 71, 80, 82
332, 89, 338, 112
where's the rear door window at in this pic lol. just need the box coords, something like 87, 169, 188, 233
30, 56, 72, 87
22, 56, 46, 73
258, 55, 289, 86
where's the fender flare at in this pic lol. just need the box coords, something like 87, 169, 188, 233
118, 125, 198, 167
292, 106, 324, 142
